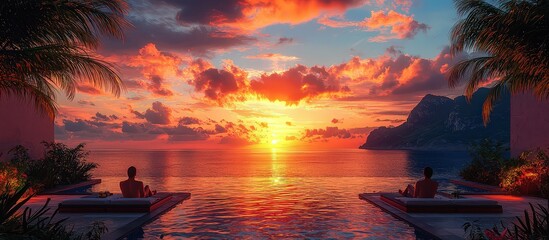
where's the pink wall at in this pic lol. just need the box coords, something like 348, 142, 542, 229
0, 95, 54, 160
511, 92, 549, 156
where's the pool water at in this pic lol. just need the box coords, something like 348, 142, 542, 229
89, 149, 470, 239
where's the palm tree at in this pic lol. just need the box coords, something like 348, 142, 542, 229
448, 0, 549, 123
0, 0, 129, 118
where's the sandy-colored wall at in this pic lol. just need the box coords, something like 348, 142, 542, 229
511, 93, 549, 156
0, 95, 54, 160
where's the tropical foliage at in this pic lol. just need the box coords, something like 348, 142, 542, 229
0, 142, 97, 193
463, 203, 549, 240
448, 0, 549, 123
0, 183, 108, 239
0, 0, 128, 118
500, 149, 549, 197
460, 139, 513, 186
460, 140, 549, 197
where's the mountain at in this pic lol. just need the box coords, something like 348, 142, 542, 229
360, 88, 510, 150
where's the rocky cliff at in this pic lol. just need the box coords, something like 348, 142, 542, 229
360, 88, 510, 150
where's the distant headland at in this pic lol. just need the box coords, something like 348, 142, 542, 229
360, 88, 510, 150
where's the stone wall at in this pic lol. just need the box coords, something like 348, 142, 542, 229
510, 93, 549, 156
0, 96, 54, 160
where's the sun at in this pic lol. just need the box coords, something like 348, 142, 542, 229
271, 139, 279, 145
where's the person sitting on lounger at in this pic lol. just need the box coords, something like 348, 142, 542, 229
120, 166, 156, 198
399, 167, 438, 198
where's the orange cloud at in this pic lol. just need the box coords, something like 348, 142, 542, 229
246, 53, 299, 61
126, 43, 189, 96
186, 59, 249, 105
182, 47, 463, 105
76, 84, 102, 95
251, 65, 351, 104
318, 10, 428, 41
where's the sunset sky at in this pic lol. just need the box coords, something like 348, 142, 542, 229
55, 0, 470, 149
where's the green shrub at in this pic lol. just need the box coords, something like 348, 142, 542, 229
8, 142, 98, 191
0, 183, 108, 239
460, 139, 511, 186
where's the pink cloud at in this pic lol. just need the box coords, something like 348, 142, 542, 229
126, 43, 188, 96
246, 53, 299, 61
251, 65, 350, 104
318, 10, 428, 41
76, 84, 102, 95
186, 59, 249, 105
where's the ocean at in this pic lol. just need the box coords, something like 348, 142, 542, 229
89, 148, 470, 239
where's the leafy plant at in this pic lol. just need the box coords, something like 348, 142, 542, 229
0, 183, 32, 227
511, 203, 549, 239
464, 203, 549, 239
8, 142, 98, 191
463, 221, 487, 240
500, 149, 549, 197
460, 139, 510, 185
85, 221, 109, 240
0, 183, 108, 239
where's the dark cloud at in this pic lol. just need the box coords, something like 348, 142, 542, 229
164, 125, 209, 141
147, 75, 173, 96
214, 124, 227, 133
76, 84, 101, 95
122, 79, 143, 89
374, 110, 409, 116
92, 112, 118, 122
303, 127, 352, 139
63, 119, 101, 133
179, 117, 202, 125
375, 118, 405, 123
187, 60, 248, 104
131, 101, 172, 124
100, 22, 255, 56
127, 96, 145, 101
162, 0, 245, 26
77, 100, 95, 106
218, 135, 255, 145
277, 37, 294, 45
122, 121, 149, 134
331, 118, 341, 124
285, 122, 293, 126
385, 46, 402, 56
301, 126, 375, 141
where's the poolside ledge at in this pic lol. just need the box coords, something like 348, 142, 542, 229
359, 193, 547, 239
21, 192, 191, 240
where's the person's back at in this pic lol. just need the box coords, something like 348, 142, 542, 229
120, 178, 145, 198
413, 167, 438, 198
414, 178, 438, 198
120, 166, 154, 198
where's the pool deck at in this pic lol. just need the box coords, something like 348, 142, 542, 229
449, 179, 507, 194
359, 193, 548, 239
21, 192, 191, 240
39, 179, 102, 195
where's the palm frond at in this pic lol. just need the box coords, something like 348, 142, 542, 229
449, 0, 549, 122
0, 0, 128, 117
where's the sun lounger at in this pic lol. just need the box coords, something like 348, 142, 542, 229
58, 192, 175, 213
380, 193, 503, 213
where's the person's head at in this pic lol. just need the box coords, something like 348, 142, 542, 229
424, 167, 433, 179
127, 166, 137, 179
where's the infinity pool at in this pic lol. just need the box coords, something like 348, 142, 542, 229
89, 149, 469, 239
